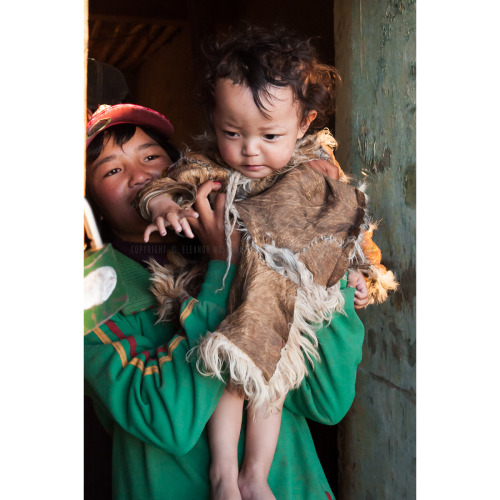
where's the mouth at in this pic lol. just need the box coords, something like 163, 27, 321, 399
242, 165, 265, 170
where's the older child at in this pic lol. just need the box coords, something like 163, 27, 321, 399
136, 26, 396, 500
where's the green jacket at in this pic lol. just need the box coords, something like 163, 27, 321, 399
84, 253, 364, 499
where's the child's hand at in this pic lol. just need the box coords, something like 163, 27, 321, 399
143, 195, 199, 242
189, 181, 241, 263
347, 270, 370, 310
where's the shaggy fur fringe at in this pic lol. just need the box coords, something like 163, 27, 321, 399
363, 265, 399, 305
147, 253, 206, 324
347, 219, 400, 305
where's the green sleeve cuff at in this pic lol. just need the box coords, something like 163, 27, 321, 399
197, 260, 237, 307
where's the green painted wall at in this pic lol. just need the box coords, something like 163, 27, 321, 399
334, 1, 416, 498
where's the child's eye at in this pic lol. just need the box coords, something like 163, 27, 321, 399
264, 134, 280, 141
144, 155, 159, 161
224, 131, 239, 138
104, 168, 120, 178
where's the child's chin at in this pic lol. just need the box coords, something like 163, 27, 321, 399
247, 172, 267, 179
238, 168, 270, 179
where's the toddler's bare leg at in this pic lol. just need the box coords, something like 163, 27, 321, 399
208, 388, 244, 500
238, 397, 285, 500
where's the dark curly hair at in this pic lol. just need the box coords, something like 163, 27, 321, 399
198, 25, 340, 131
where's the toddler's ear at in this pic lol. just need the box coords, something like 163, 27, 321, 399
298, 110, 318, 138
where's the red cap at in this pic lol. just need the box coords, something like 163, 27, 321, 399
86, 104, 174, 148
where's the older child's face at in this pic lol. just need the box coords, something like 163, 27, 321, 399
86, 127, 173, 242
212, 79, 316, 179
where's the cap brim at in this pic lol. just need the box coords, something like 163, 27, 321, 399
86, 104, 174, 148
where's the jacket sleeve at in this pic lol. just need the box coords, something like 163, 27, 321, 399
84, 260, 236, 456
284, 283, 365, 424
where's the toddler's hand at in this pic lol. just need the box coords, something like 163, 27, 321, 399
143, 195, 199, 242
347, 270, 370, 310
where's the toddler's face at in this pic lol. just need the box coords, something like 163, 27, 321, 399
212, 79, 315, 179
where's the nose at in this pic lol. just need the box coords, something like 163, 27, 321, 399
242, 138, 259, 157
128, 165, 152, 187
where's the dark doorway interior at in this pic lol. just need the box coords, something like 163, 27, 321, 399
87, 0, 336, 145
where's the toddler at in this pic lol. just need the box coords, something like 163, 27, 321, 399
136, 26, 397, 500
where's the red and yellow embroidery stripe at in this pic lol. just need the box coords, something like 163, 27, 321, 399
92, 325, 128, 368
92, 324, 186, 374
128, 335, 186, 375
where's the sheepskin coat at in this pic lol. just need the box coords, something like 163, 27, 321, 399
136, 130, 397, 410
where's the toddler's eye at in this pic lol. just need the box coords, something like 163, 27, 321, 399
145, 155, 159, 161
224, 131, 239, 138
264, 134, 280, 141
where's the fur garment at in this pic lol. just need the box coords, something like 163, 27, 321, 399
137, 130, 397, 410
